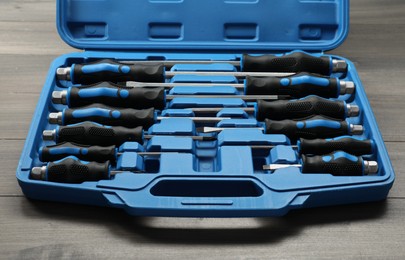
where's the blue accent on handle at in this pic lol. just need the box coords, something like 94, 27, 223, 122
38, 147, 44, 161
81, 63, 120, 74
322, 151, 359, 163
120, 89, 129, 98
71, 108, 117, 119
336, 78, 341, 97
48, 147, 82, 155
290, 75, 330, 86
297, 120, 341, 129
327, 136, 363, 141
66, 87, 72, 106
121, 66, 130, 73
78, 88, 120, 98
280, 78, 290, 86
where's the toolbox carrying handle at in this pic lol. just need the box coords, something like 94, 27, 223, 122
102, 177, 306, 217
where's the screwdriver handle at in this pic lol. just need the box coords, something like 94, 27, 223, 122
264, 118, 350, 139
71, 59, 165, 84
46, 157, 111, 183
66, 82, 166, 110
39, 142, 116, 162
242, 52, 332, 75
245, 73, 340, 98
298, 136, 374, 156
256, 96, 348, 121
55, 122, 144, 146
302, 152, 364, 176
61, 105, 156, 128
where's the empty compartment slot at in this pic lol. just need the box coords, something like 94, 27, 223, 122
299, 24, 338, 40
149, 23, 183, 40
150, 180, 263, 197
67, 22, 107, 38
224, 23, 258, 40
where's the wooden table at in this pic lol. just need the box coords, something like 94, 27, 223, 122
1, 0, 404, 258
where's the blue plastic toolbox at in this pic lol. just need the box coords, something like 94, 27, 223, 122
16, 0, 395, 217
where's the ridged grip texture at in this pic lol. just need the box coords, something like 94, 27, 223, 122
63, 105, 155, 128
302, 154, 364, 176
57, 122, 144, 146
256, 96, 346, 121
40, 142, 116, 162
242, 52, 331, 75
245, 73, 339, 98
47, 158, 111, 183
264, 118, 349, 139
69, 82, 166, 110
299, 138, 373, 155
72, 59, 165, 84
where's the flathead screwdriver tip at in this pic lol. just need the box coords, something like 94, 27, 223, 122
30, 166, 47, 180
332, 60, 348, 73
42, 129, 56, 141
49, 112, 63, 125
56, 68, 71, 81
52, 91, 67, 105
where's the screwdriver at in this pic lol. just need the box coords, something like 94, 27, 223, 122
39, 142, 181, 162
52, 85, 359, 120
40, 136, 375, 163
201, 117, 364, 139
48, 105, 229, 128
56, 52, 347, 84
250, 136, 374, 156
42, 122, 216, 146
263, 151, 378, 176
30, 157, 139, 183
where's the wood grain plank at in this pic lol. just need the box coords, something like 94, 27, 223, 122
1, 197, 404, 259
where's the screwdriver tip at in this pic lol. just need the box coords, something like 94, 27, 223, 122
56, 68, 71, 81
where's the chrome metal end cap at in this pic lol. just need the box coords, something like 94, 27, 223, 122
56, 68, 71, 81
340, 81, 356, 95
347, 104, 360, 117
364, 161, 379, 175
51, 91, 67, 105
350, 124, 364, 135
42, 129, 56, 141
48, 112, 62, 125
332, 60, 348, 73
30, 166, 47, 180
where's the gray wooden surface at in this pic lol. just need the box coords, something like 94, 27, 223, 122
1, 0, 404, 259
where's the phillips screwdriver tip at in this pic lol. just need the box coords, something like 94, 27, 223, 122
56, 68, 71, 81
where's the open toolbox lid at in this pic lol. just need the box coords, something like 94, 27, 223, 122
56, 0, 349, 52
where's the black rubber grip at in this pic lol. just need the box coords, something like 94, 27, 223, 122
301, 152, 364, 176
72, 59, 165, 84
256, 96, 347, 121
299, 137, 374, 156
57, 122, 144, 146
245, 73, 339, 98
68, 82, 166, 110
242, 52, 331, 75
47, 157, 111, 183
40, 142, 116, 162
264, 118, 349, 139
63, 104, 156, 128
